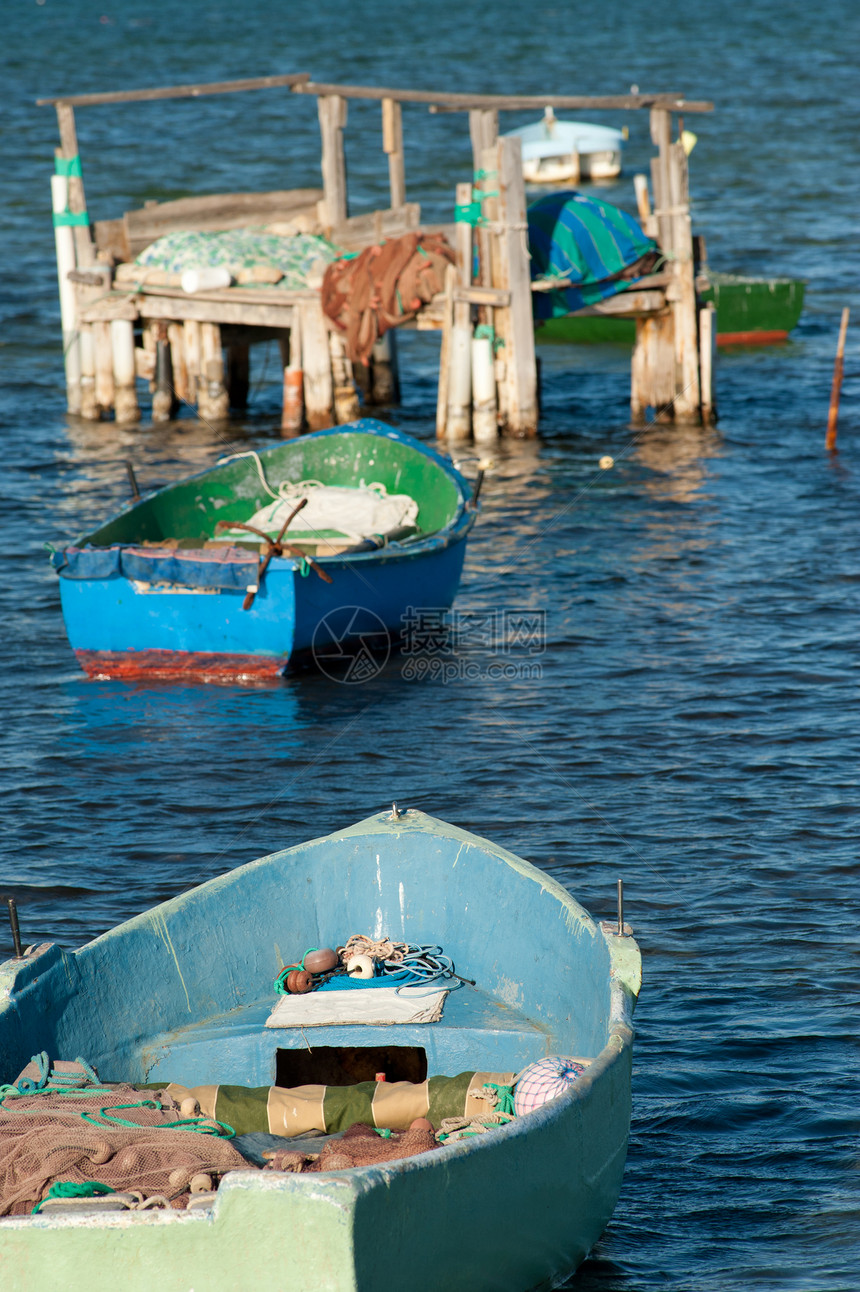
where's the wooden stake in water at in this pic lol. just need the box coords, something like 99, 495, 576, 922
826, 307, 850, 452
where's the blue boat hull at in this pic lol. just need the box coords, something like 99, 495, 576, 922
59, 537, 469, 681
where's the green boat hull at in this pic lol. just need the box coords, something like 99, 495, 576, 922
537, 273, 805, 346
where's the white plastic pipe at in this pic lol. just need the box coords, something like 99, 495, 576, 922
181, 267, 232, 294
51, 174, 82, 412
471, 333, 498, 442
446, 320, 472, 440
111, 318, 140, 423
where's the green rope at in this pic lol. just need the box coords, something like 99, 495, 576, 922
80, 1101, 234, 1137
32, 1181, 114, 1214
374, 1127, 392, 1139
455, 201, 484, 226
482, 1082, 516, 1117
54, 155, 83, 179
298, 557, 310, 578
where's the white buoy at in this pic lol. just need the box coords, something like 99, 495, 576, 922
181, 267, 232, 294
471, 333, 498, 442
51, 174, 81, 414
346, 954, 375, 980
446, 320, 472, 440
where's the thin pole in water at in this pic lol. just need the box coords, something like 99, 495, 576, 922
6, 898, 23, 958
826, 307, 850, 452
617, 878, 624, 935
125, 461, 140, 500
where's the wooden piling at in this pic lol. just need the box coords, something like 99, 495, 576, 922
493, 135, 538, 436
280, 324, 304, 435
183, 320, 201, 409
370, 331, 400, 404
168, 323, 190, 404
93, 320, 115, 416
151, 322, 174, 422
699, 302, 716, 426
318, 94, 348, 230
197, 322, 229, 421
111, 318, 140, 423
436, 263, 455, 438
826, 306, 850, 451
382, 97, 406, 209
54, 103, 95, 269
329, 328, 360, 423
299, 300, 334, 429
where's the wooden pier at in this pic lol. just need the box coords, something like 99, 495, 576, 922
39, 76, 715, 438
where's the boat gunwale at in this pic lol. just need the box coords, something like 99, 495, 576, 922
63, 422, 475, 557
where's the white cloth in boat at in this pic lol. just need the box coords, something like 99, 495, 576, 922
222, 481, 420, 544
265, 984, 448, 1027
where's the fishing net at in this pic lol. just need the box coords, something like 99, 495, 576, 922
0, 1071, 248, 1216
264, 1121, 439, 1173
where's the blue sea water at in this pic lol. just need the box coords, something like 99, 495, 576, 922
1, 1, 859, 1286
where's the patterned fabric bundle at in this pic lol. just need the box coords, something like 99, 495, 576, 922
133, 229, 341, 290
513, 1057, 588, 1115
322, 232, 455, 365
528, 191, 661, 320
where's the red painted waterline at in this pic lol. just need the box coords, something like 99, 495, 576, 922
716, 329, 789, 347
75, 649, 287, 681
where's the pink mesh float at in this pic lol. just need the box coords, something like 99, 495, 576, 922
513, 1058, 588, 1116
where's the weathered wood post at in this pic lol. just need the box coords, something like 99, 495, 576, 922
329, 329, 360, 423
151, 321, 174, 422
382, 97, 406, 209
488, 135, 538, 436
197, 322, 229, 421
299, 299, 335, 429
649, 107, 701, 422
183, 320, 201, 413
370, 332, 400, 404
436, 263, 455, 438
318, 94, 348, 231
168, 323, 191, 405
699, 302, 716, 425
280, 319, 304, 435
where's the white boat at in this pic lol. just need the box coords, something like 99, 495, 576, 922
506, 107, 625, 184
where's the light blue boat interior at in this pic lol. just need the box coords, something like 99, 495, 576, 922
0, 812, 619, 1089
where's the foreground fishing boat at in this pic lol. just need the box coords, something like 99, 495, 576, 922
50, 419, 476, 681
0, 809, 642, 1291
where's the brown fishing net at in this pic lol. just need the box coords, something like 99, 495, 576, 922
264, 1121, 439, 1173
321, 232, 456, 365
0, 1083, 248, 1215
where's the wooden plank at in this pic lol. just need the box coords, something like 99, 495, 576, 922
318, 95, 348, 230
134, 296, 298, 329
332, 203, 421, 249
124, 189, 323, 256
37, 73, 310, 108
294, 83, 713, 112
93, 217, 131, 264
382, 98, 406, 209
568, 290, 668, 318
496, 136, 538, 436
